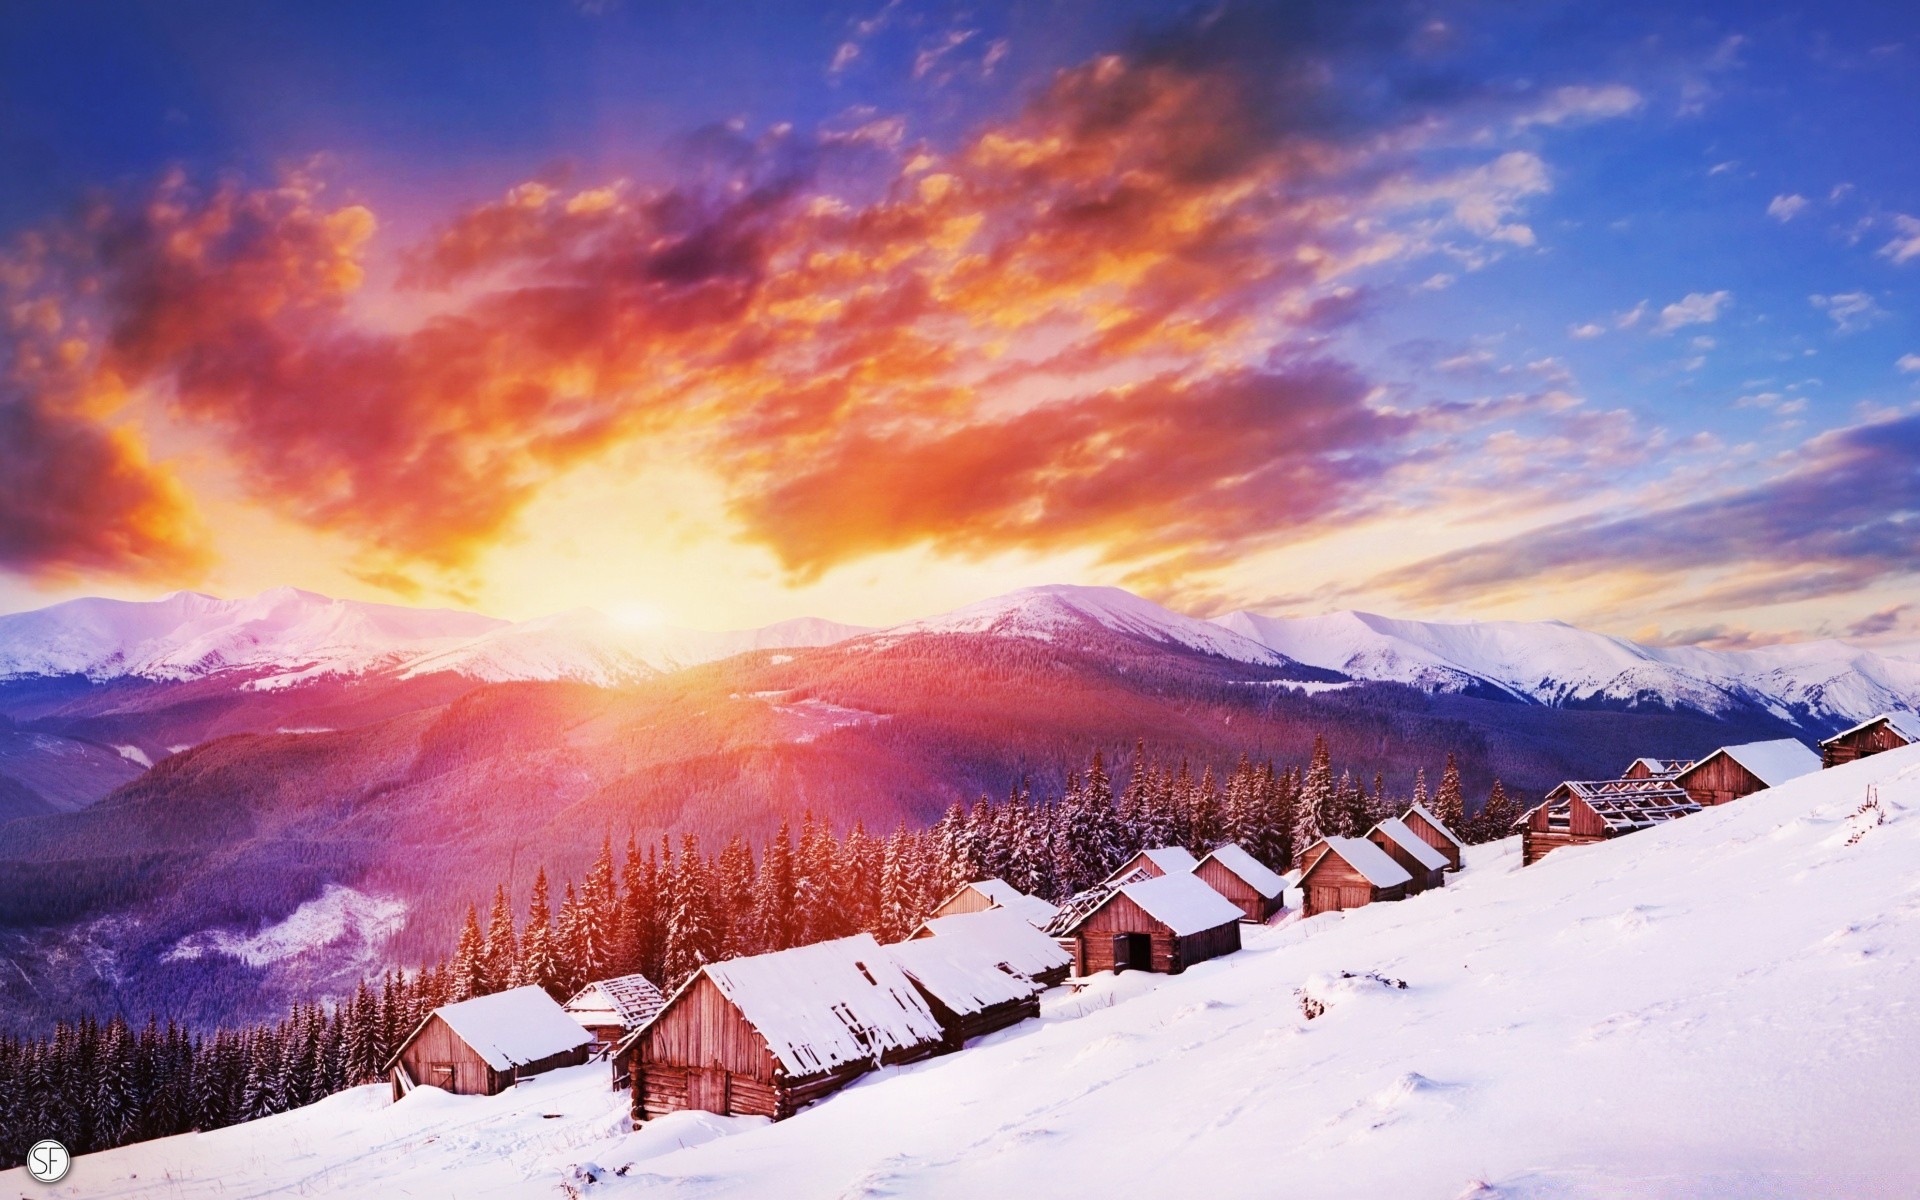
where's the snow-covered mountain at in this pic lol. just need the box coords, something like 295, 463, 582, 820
33, 746, 1920, 1197
1214, 608, 1920, 727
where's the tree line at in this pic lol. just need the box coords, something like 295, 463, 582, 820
0, 740, 1520, 1167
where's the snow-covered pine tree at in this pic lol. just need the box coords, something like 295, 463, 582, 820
714, 835, 757, 958
1435, 752, 1465, 831
519, 866, 561, 998
616, 837, 652, 977
1337, 770, 1370, 838
662, 833, 717, 987
756, 820, 796, 952
482, 884, 519, 992
1295, 735, 1335, 854
1412, 767, 1429, 810
1189, 765, 1224, 852
1476, 779, 1518, 843
553, 882, 588, 998
450, 904, 486, 1002
838, 823, 881, 937
581, 836, 620, 982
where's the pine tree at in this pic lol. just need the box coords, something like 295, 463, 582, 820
482, 885, 519, 992
554, 882, 588, 997
1295, 735, 1335, 854
520, 866, 561, 997
756, 820, 796, 952
662, 834, 717, 987
714, 835, 757, 957
1435, 752, 1465, 832
450, 905, 487, 1002
1337, 770, 1370, 838
1476, 779, 1519, 843
1412, 767, 1430, 810
581, 836, 620, 983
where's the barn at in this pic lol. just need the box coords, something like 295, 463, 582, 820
1056, 870, 1243, 976
1102, 845, 1199, 885
614, 933, 944, 1123
1366, 818, 1448, 894
1297, 837, 1412, 916
1674, 739, 1820, 807
387, 985, 593, 1101
1192, 842, 1287, 922
564, 972, 666, 1057
886, 934, 1043, 1052
910, 906, 1073, 987
926, 877, 1059, 928
1400, 802, 1465, 870
1623, 756, 1693, 780
1515, 777, 1699, 866
1820, 712, 1920, 768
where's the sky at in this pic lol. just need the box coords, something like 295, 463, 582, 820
0, 0, 1916, 646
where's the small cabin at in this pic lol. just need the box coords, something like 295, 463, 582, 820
886, 935, 1042, 1053
1101, 845, 1199, 886
1297, 837, 1412, 916
1820, 713, 1920, 769
1674, 739, 1819, 807
387, 986, 593, 1101
614, 933, 943, 1123
1192, 842, 1287, 922
565, 972, 667, 1057
910, 907, 1073, 988
1366, 819, 1448, 894
1516, 778, 1699, 866
1623, 756, 1693, 780
927, 877, 1059, 929
1400, 802, 1465, 871
1057, 871, 1243, 976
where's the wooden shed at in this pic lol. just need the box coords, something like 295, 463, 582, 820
1674, 739, 1820, 807
1101, 845, 1199, 886
1056, 871, 1243, 977
565, 972, 667, 1057
910, 907, 1073, 988
886, 935, 1043, 1052
927, 877, 1059, 928
1515, 777, 1699, 866
1297, 837, 1412, 917
1623, 756, 1693, 780
1400, 802, 1465, 871
614, 933, 944, 1123
1366, 818, 1448, 894
1192, 842, 1287, 922
387, 985, 593, 1101
1820, 713, 1920, 768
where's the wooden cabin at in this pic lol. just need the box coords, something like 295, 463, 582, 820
1297, 837, 1412, 916
1192, 842, 1287, 922
387, 985, 593, 1101
1057, 871, 1243, 977
910, 907, 1073, 988
886, 935, 1042, 1053
926, 877, 1059, 929
565, 972, 667, 1058
1101, 845, 1199, 885
1820, 713, 1920, 768
1366, 819, 1448, 894
1400, 802, 1465, 871
613, 933, 944, 1123
1674, 739, 1820, 807
1623, 757, 1693, 780
1515, 777, 1699, 866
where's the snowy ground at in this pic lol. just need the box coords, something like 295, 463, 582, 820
16, 746, 1920, 1199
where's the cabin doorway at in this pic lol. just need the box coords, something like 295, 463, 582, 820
1115, 932, 1152, 973
689, 1067, 730, 1114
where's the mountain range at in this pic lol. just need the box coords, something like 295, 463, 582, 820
0, 581, 1913, 1034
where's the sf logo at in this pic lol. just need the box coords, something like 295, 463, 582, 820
26, 1138, 70, 1183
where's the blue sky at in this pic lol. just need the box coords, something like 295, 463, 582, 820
0, 0, 1915, 644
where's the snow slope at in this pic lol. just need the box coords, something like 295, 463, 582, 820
29, 746, 1920, 1199
1216, 607, 1920, 724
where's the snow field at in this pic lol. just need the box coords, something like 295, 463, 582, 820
15, 746, 1920, 1198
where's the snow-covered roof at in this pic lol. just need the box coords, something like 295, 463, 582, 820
1304, 836, 1414, 890
1371, 819, 1450, 873
944, 878, 1059, 928
564, 973, 666, 1030
420, 986, 594, 1072
1688, 739, 1821, 788
910, 908, 1072, 981
886, 936, 1041, 1016
696, 933, 944, 1078
1197, 842, 1287, 899
1045, 869, 1147, 937
1403, 802, 1464, 848
1538, 777, 1699, 832
1116, 871, 1245, 936
1627, 756, 1694, 777
1103, 845, 1199, 884
1820, 711, 1920, 748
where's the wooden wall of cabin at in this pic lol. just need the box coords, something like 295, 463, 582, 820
636, 975, 776, 1083
1679, 756, 1765, 807
1824, 725, 1911, 767
1194, 859, 1272, 921
931, 887, 994, 918
394, 1014, 501, 1098
1300, 852, 1376, 916
1364, 833, 1437, 895
1403, 812, 1462, 869
1174, 922, 1242, 970
1072, 893, 1179, 974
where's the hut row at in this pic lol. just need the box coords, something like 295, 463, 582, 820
1518, 737, 1822, 866
1295, 802, 1462, 917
